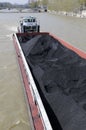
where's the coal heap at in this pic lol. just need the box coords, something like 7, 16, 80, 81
20, 34, 86, 130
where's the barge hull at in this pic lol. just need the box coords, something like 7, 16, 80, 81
13, 32, 86, 130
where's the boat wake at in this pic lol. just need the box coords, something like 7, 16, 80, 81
5, 25, 17, 32
9, 119, 29, 130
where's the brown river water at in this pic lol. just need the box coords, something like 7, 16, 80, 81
0, 12, 86, 130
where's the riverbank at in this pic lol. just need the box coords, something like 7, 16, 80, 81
0, 7, 86, 18
48, 10, 86, 18
0, 8, 35, 13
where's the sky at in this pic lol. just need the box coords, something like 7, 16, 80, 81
0, 0, 28, 4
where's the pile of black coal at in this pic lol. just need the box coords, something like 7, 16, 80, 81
21, 34, 86, 130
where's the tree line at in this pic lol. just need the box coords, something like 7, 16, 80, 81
43, 0, 86, 12
0, 2, 28, 9
0, 0, 86, 12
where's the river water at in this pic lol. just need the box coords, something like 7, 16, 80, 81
0, 12, 86, 130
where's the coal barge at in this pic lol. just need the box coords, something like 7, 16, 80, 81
13, 32, 86, 130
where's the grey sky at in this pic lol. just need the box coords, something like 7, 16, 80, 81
0, 0, 28, 4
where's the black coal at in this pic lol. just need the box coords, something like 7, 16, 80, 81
20, 34, 86, 130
